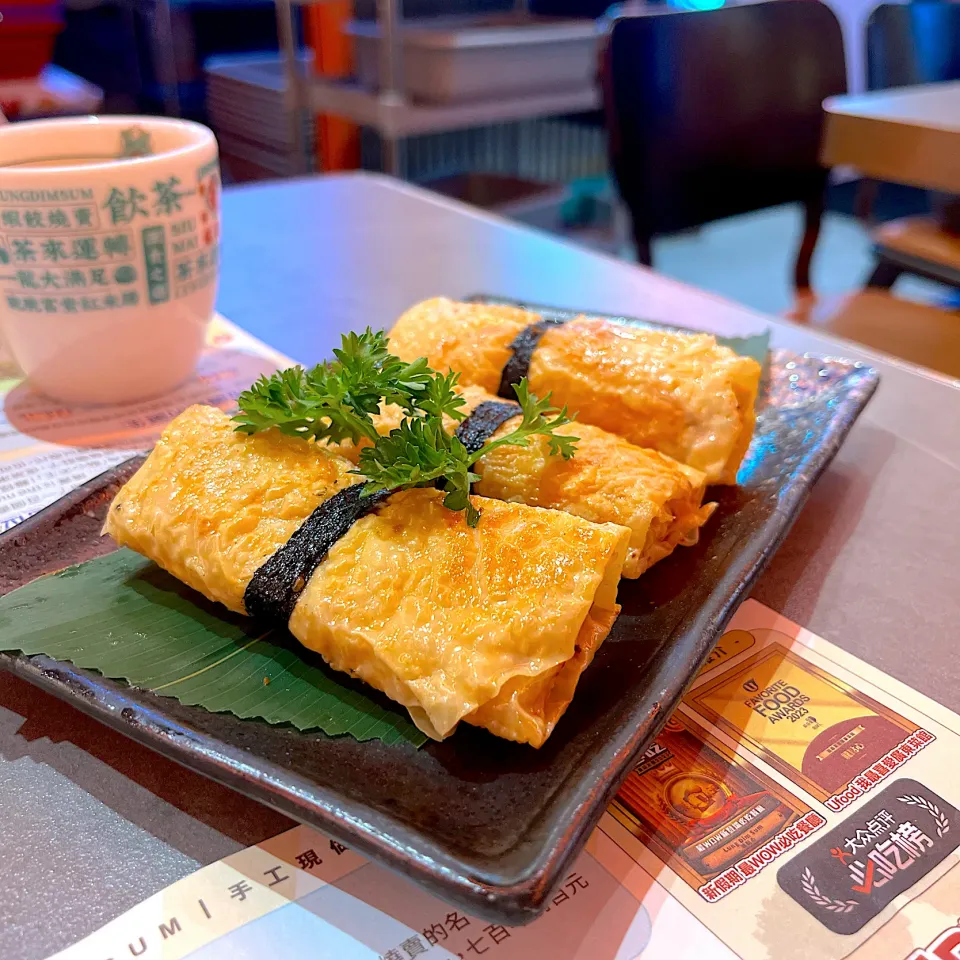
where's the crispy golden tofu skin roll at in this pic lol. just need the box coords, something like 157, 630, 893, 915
104, 405, 630, 747
331, 385, 714, 579
388, 298, 761, 485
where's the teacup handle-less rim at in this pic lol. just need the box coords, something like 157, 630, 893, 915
0, 115, 216, 176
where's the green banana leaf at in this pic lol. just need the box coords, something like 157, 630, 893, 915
0, 548, 427, 747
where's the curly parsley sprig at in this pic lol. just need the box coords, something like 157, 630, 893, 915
355, 379, 578, 527
233, 329, 465, 444
233, 331, 578, 526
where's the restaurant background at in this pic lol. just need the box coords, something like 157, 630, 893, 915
3, 0, 958, 339
0, 0, 958, 957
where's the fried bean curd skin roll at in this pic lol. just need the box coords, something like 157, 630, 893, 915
104, 405, 631, 746
388, 298, 761, 484
331, 385, 714, 579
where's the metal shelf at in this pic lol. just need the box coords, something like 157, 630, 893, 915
307, 77, 600, 140
275, 0, 591, 174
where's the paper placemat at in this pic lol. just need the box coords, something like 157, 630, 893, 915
2, 322, 953, 959
0, 314, 287, 532
42, 600, 960, 960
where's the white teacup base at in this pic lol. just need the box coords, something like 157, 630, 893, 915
9, 301, 210, 405
0, 116, 221, 406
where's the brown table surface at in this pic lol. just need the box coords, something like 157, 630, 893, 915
822, 81, 960, 194
2, 174, 959, 959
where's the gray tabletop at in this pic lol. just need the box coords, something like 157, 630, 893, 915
2, 173, 958, 960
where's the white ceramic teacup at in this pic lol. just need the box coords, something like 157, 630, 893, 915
0, 115, 221, 404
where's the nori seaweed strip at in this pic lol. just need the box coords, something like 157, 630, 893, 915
453, 400, 520, 455
244, 483, 393, 624
496, 316, 567, 399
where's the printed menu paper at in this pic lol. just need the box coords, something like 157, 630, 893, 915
0, 315, 286, 531
687, 641, 923, 809
46, 600, 960, 960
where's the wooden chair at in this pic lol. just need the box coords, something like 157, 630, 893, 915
791, 290, 960, 380
867, 215, 960, 290
863, 3, 960, 291
601, 2, 847, 291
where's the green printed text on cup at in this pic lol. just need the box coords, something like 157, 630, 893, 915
0, 118, 220, 405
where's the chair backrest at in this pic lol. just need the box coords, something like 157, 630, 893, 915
866, 3, 960, 90
603, 2, 847, 238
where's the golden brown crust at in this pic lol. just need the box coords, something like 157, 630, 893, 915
329, 383, 715, 579
388, 297, 530, 394
291, 488, 628, 740
464, 604, 617, 747
105, 405, 631, 745
103, 404, 356, 614
530, 317, 761, 484
388, 299, 761, 485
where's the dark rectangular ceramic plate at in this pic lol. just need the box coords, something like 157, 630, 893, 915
0, 299, 878, 925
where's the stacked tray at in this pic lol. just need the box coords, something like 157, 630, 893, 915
205, 53, 314, 181
346, 14, 600, 105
